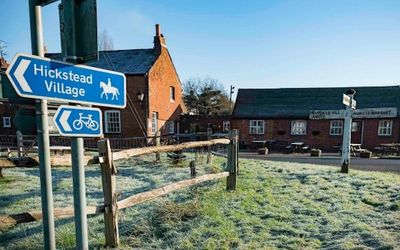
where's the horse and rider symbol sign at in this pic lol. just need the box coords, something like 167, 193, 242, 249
100, 78, 120, 100
6, 53, 126, 108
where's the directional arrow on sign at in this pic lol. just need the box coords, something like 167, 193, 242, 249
53, 105, 103, 137
6, 53, 126, 108
59, 110, 72, 132
15, 59, 32, 92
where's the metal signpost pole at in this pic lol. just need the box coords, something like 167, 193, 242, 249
28, 1, 56, 249
62, 0, 89, 247
71, 135, 88, 250
6, 1, 117, 249
7, 2, 121, 248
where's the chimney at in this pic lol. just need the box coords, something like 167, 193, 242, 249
155, 24, 161, 36
153, 24, 166, 55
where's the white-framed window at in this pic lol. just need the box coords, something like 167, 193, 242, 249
249, 120, 264, 134
378, 120, 392, 136
151, 112, 158, 134
104, 111, 121, 133
291, 120, 307, 135
223, 121, 230, 132
2, 117, 11, 128
170, 86, 175, 101
330, 120, 343, 135
167, 120, 175, 134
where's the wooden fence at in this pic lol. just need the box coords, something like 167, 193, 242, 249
0, 130, 239, 248
0, 131, 222, 156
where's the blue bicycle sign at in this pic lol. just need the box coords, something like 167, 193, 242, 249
54, 105, 103, 137
73, 113, 100, 131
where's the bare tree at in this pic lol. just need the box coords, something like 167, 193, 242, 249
183, 77, 231, 116
98, 30, 114, 51
0, 40, 8, 58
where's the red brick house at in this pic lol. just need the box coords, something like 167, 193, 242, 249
45, 24, 185, 138
232, 86, 400, 151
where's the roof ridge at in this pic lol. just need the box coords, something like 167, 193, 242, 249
45, 48, 157, 74
99, 48, 153, 52
46, 48, 155, 55
238, 85, 400, 91
234, 85, 400, 118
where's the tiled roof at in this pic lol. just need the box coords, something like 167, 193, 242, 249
233, 86, 400, 118
46, 49, 157, 74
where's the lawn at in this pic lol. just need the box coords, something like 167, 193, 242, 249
0, 154, 399, 249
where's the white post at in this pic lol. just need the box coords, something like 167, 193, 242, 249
16, 130, 23, 157
341, 97, 353, 173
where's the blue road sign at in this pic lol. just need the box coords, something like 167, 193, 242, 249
6, 53, 126, 108
54, 105, 103, 137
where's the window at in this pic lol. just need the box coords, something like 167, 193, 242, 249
167, 121, 174, 134
223, 121, 230, 132
378, 120, 392, 136
104, 111, 121, 133
249, 120, 264, 134
170, 86, 175, 101
291, 120, 307, 135
2, 117, 11, 128
151, 112, 158, 134
330, 120, 343, 135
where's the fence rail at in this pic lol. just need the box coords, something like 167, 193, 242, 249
0, 172, 229, 230
112, 138, 230, 161
0, 136, 229, 170
0, 130, 238, 248
0, 132, 228, 153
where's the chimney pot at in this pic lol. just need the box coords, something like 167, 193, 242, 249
155, 24, 160, 36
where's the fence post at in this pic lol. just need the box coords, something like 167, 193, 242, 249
16, 131, 23, 157
194, 149, 198, 163
189, 160, 196, 178
98, 139, 119, 248
226, 129, 238, 191
155, 131, 161, 162
206, 128, 213, 164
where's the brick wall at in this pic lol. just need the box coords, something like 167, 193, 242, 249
362, 118, 400, 148
148, 44, 184, 136
232, 118, 400, 151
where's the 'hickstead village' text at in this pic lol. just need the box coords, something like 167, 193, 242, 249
34, 64, 92, 98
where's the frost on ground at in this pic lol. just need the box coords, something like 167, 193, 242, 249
0, 154, 399, 249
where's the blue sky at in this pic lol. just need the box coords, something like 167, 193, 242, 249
1, 0, 400, 93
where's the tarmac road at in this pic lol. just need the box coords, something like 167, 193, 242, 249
239, 152, 400, 173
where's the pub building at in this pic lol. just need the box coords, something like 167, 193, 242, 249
231, 85, 400, 151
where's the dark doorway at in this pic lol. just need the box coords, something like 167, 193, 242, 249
351, 120, 363, 144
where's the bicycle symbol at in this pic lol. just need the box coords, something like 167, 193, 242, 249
72, 113, 99, 131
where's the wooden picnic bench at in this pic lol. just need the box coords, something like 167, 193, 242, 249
378, 143, 400, 156
285, 142, 310, 153
334, 144, 366, 157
